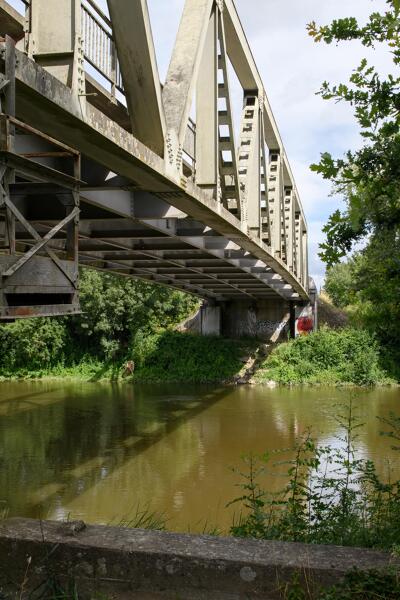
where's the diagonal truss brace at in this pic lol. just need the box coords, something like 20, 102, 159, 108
1, 197, 79, 283
163, 0, 214, 171
106, 0, 166, 157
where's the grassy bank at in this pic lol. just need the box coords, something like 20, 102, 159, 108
0, 333, 257, 384
0, 327, 395, 386
254, 327, 395, 386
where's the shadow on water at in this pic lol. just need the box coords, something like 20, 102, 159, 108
0, 381, 233, 519
0, 387, 68, 416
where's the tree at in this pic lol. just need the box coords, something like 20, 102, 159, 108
0, 270, 200, 370
71, 269, 200, 359
324, 260, 357, 308
308, 2, 400, 263
308, 1, 400, 367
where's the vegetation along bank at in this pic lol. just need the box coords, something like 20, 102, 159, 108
0, 269, 396, 386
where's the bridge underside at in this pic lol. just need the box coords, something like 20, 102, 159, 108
0, 0, 311, 326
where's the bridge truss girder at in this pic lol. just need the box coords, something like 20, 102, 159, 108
0, 0, 310, 319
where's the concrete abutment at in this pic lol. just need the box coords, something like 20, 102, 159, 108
199, 298, 314, 341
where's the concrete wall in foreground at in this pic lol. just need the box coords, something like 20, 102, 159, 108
0, 519, 398, 600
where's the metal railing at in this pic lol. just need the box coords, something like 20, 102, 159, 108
81, 0, 124, 97
16, 0, 197, 167
19, 0, 124, 99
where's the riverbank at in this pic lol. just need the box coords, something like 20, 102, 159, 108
0, 327, 396, 386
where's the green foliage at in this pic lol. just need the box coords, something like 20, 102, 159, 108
318, 568, 400, 600
131, 331, 252, 383
229, 402, 400, 553
323, 236, 400, 380
71, 269, 199, 360
0, 269, 200, 377
308, 1, 400, 370
255, 327, 389, 386
324, 261, 358, 308
115, 504, 167, 531
0, 318, 68, 372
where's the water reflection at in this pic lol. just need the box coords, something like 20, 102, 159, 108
0, 382, 399, 532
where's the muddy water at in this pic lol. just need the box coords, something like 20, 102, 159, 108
0, 381, 399, 532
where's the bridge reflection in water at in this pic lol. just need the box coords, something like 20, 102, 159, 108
0, 382, 399, 532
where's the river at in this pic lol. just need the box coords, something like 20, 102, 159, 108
0, 381, 399, 532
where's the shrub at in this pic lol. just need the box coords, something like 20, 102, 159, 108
132, 331, 252, 383
256, 327, 388, 386
0, 318, 68, 371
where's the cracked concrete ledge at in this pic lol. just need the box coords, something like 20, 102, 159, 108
0, 518, 398, 599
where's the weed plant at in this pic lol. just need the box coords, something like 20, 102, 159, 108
114, 504, 167, 531
229, 402, 400, 551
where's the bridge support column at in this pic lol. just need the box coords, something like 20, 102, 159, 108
219, 299, 291, 342
198, 295, 317, 341
199, 303, 222, 336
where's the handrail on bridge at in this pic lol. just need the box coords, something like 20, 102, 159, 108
16, 0, 197, 166
19, 0, 124, 101
81, 0, 123, 98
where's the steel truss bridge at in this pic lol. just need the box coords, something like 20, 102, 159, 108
0, 0, 309, 322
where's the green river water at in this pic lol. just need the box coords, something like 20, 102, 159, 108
0, 381, 399, 532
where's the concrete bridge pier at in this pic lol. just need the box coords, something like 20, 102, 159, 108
200, 289, 318, 341
200, 299, 293, 342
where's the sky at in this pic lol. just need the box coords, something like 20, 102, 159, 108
10, 0, 391, 289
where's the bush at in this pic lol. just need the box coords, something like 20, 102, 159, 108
256, 327, 388, 386
132, 331, 252, 383
0, 318, 68, 371
0, 269, 200, 376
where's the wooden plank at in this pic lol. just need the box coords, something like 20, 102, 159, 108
7, 115, 80, 155
1, 152, 84, 189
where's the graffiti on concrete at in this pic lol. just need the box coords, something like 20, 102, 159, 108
256, 319, 288, 335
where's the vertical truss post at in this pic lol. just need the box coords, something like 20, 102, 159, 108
295, 212, 303, 284
237, 93, 261, 236
283, 186, 295, 272
293, 207, 300, 279
0, 36, 16, 256
195, 7, 218, 195
29, 0, 85, 104
23, 0, 31, 56
302, 230, 309, 291
216, 4, 241, 217
60, 155, 80, 284
268, 150, 283, 258
260, 111, 271, 247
